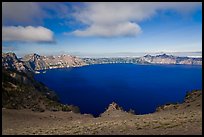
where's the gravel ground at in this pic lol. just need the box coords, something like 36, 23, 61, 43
2, 91, 202, 135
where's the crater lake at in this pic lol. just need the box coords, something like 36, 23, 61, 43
34, 64, 202, 117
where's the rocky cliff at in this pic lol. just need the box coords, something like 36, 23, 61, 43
21, 53, 87, 71
2, 52, 32, 73
2, 52, 87, 72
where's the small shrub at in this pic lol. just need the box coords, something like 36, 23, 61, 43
128, 109, 135, 114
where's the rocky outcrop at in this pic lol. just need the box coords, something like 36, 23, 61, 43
2, 52, 32, 73
184, 90, 202, 103
99, 102, 128, 118
105, 102, 123, 112
21, 53, 48, 71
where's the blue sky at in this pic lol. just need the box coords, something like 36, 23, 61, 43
2, 2, 202, 57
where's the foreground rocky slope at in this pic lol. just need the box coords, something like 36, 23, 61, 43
2, 67, 80, 113
2, 90, 202, 135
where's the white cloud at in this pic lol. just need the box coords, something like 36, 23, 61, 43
72, 22, 142, 37
2, 26, 54, 42
2, 2, 201, 38
71, 2, 201, 37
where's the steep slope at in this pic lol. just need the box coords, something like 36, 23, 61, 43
2, 52, 80, 113
2, 67, 80, 113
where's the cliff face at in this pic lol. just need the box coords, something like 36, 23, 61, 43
21, 53, 87, 71
21, 53, 49, 71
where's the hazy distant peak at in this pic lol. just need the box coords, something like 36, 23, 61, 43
143, 54, 152, 58
155, 54, 174, 58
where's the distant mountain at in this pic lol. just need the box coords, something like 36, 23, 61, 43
82, 54, 202, 65
82, 57, 143, 64
140, 54, 202, 65
2, 52, 202, 74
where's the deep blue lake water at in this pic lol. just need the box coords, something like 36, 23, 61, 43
34, 64, 202, 116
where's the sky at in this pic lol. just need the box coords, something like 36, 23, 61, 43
2, 2, 202, 57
